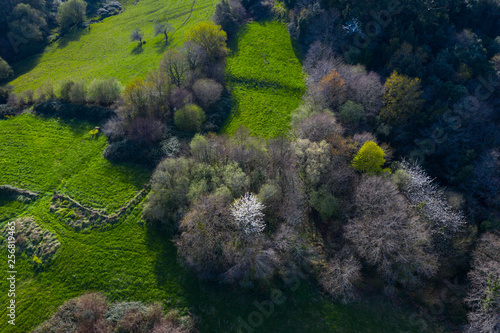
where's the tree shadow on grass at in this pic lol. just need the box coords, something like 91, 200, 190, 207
57, 28, 91, 49
154, 39, 171, 54
9, 53, 43, 86
131, 44, 144, 55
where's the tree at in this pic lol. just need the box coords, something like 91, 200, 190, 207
56, 0, 87, 31
345, 176, 438, 287
317, 69, 347, 109
185, 22, 229, 60
295, 112, 342, 142
192, 78, 223, 108
174, 104, 205, 132
68, 80, 86, 104
351, 141, 388, 175
154, 22, 174, 43
465, 232, 500, 333
0, 57, 13, 81
380, 71, 424, 125
318, 250, 362, 304
9, 3, 47, 41
130, 28, 144, 47
160, 49, 188, 87
339, 100, 364, 125
231, 192, 266, 236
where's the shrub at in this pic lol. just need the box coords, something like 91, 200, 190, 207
34, 100, 115, 122
351, 141, 389, 175
174, 104, 205, 132
56, 0, 87, 31
192, 78, 223, 108
0, 57, 13, 81
0, 104, 16, 119
59, 79, 75, 101
68, 80, 87, 104
87, 78, 122, 106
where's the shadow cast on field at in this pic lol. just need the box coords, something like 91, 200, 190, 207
131, 44, 144, 55
8, 53, 43, 85
57, 28, 91, 49
154, 39, 171, 54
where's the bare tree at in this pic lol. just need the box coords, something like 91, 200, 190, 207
465, 232, 500, 333
160, 50, 189, 87
345, 176, 438, 287
154, 22, 174, 43
318, 249, 362, 304
130, 28, 144, 47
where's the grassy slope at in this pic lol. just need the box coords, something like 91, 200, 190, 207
0, 114, 149, 211
7, 0, 217, 93
0, 116, 427, 333
223, 21, 306, 137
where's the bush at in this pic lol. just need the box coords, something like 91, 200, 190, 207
68, 80, 87, 104
87, 78, 122, 106
0, 104, 16, 119
56, 0, 87, 31
34, 100, 115, 122
59, 79, 75, 101
0, 57, 13, 81
174, 104, 205, 132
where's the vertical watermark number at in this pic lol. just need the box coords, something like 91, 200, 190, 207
6, 220, 16, 326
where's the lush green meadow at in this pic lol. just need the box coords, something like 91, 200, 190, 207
0, 114, 429, 332
224, 21, 306, 137
0, 114, 149, 211
7, 0, 218, 93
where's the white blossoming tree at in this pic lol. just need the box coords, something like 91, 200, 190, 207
231, 192, 266, 235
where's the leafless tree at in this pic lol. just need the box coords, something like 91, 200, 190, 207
345, 176, 438, 288
319, 249, 362, 304
465, 232, 500, 333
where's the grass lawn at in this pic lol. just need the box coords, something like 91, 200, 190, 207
0, 114, 150, 211
7, 0, 218, 94
223, 21, 306, 137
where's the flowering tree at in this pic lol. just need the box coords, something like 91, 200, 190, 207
398, 160, 467, 236
231, 193, 265, 235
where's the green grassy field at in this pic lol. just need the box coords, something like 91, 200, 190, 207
0, 114, 150, 211
0, 114, 431, 333
7, 0, 217, 94
224, 21, 306, 137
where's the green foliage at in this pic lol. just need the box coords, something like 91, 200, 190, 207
56, 0, 87, 31
351, 141, 389, 175
0, 57, 14, 81
9, 3, 47, 42
309, 189, 339, 221
339, 100, 364, 125
380, 71, 424, 125
185, 21, 229, 59
174, 104, 205, 132
224, 21, 305, 137
87, 78, 122, 106
7, 0, 218, 94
